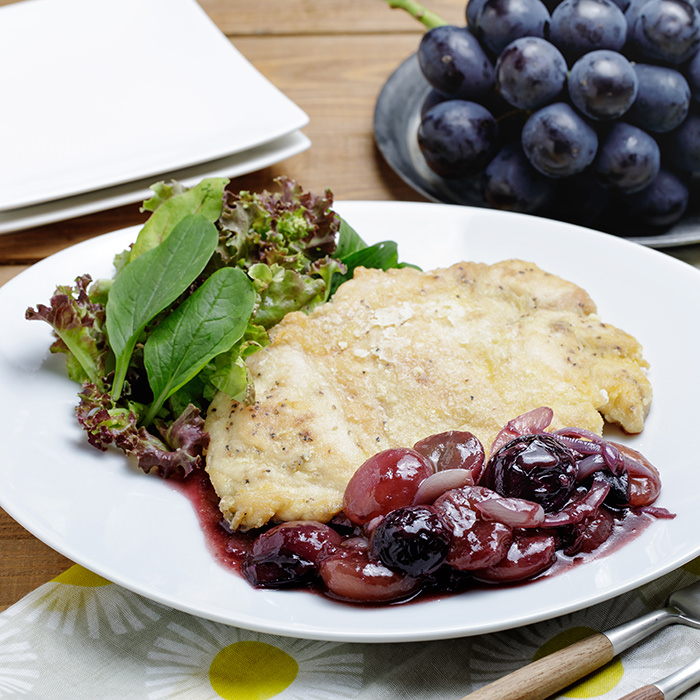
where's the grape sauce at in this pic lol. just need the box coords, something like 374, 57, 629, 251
170, 464, 659, 605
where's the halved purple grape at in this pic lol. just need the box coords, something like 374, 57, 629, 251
434, 486, 513, 570
319, 549, 422, 603
241, 521, 342, 588
561, 508, 615, 555
413, 430, 486, 479
343, 448, 434, 526
471, 532, 558, 582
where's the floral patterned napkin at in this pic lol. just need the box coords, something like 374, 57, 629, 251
3, 558, 700, 699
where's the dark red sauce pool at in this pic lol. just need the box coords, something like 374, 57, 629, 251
171, 467, 658, 605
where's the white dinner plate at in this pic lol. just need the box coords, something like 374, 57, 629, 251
0, 0, 308, 211
0, 131, 310, 235
1, 201, 699, 643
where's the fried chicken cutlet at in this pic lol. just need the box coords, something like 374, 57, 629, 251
204, 259, 652, 531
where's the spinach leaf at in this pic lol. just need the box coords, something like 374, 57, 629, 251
142, 266, 256, 426
130, 177, 227, 260
106, 214, 219, 399
333, 216, 367, 258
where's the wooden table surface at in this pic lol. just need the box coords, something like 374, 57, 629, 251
0, 0, 470, 612
2, 0, 700, 613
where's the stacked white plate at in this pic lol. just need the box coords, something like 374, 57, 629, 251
0, 0, 310, 233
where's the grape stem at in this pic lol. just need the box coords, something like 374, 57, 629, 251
382, 0, 448, 29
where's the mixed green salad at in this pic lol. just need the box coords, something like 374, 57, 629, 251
26, 177, 409, 478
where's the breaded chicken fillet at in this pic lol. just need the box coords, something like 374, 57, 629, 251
204, 259, 652, 530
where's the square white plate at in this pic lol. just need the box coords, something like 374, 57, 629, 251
0, 130, 311, 234
0, 0, 308, 210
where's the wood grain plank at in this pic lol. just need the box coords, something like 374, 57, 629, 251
198, 0, 466, 36
0, 509, 72, 611
0, 265, 26, 286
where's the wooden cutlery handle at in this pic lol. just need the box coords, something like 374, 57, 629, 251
459, 632, 615, 700
615, 686, 664, 700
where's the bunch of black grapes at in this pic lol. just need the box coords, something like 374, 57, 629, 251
415, 0, 700, 233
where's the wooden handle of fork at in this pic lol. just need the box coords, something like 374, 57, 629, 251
459, 632, 615, 700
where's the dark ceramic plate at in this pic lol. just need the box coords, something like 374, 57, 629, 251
374, 53, 700, 249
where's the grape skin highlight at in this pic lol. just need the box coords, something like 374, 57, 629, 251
628, 0, 700, 65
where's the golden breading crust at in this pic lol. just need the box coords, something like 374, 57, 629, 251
204, 260, 652, 531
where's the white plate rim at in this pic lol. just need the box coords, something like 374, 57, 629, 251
1, 200, 699, 643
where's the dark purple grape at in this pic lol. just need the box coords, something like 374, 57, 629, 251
241, 521, 343, 588
628, 64, 690, 133
549, 0, 627, 60
480, 433, 578, 512
624, 0, 655, 42
568, 50, 638, 120
495, 37, 567, 110
622, 168, 689, 226
466, 0, 489, 33
686, 49, 700, 101
418, 100, 499, 178
475, 0, 551, 55
594, 122, 660, 192
628, 0, 700, 64
663, 112, 700, 173
521, 102, 598, 177
481, 142, 558, 213
417, 25, 496, 99
369, 505, 452, 576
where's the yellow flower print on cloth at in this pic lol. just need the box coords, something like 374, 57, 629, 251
3, 564, 164, 638
144, 618, 364, 700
